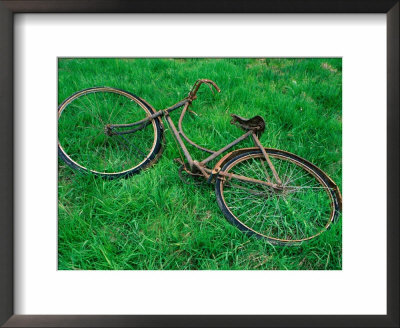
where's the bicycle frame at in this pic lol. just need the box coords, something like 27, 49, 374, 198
108, 79, 282, 190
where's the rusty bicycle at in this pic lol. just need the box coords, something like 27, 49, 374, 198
58, 79, 342, 245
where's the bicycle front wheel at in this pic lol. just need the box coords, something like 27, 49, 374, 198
58, 87, 163, 179
215, 149, 341, 245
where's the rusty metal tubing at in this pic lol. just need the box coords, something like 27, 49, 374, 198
164, 112, 194, 169
188, 79, 221, 100
177, 78, 221, 154
193, 160, 210, 179
200, 130, 253, 165
111, 79, 220, 148
110, 121, 151, 135
107, 79, 219, 130
177, 102, 216, 154
110, 99, 189, 130
251, 133, 282, 185
202, 166, 280, 189
165, 99, 191, 114
109, 110, 163, 129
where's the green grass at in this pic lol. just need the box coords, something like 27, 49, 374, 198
58, 58, 342, 270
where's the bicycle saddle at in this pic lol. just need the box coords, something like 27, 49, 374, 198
230, 114, 265, 137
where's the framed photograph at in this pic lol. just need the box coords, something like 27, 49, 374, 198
57, 56, 343, 269
1, 1, 398, 327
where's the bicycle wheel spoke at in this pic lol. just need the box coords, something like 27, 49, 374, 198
106, 93, 122, 123
113, 130, 147, 158
84, 92, 105, 125
58, 88, 159, 174
218, 152, 335, 242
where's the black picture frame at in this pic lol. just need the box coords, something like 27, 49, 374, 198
0, 1, 398, 327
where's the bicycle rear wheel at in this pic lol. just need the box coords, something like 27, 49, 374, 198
215, 149, 341, 245
58, 87, 163, 179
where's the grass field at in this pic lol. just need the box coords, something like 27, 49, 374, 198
58, 58, 342, 270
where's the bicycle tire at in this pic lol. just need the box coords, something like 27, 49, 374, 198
58, 87, 163, 179
215, 149, 341, 245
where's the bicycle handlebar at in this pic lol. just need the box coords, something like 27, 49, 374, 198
188, 79, 221, 101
